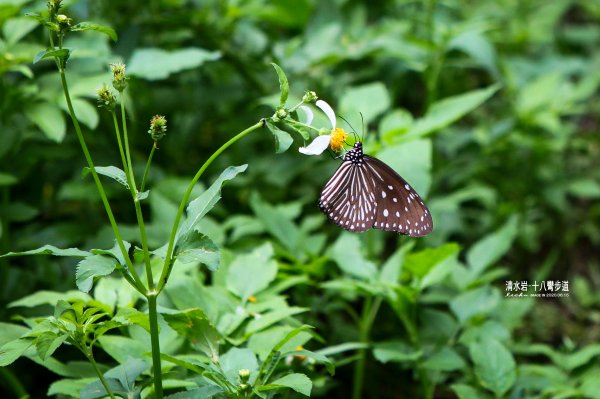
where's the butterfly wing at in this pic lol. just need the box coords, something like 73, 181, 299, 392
363, 155, 433, 237
319, 161, 377, 232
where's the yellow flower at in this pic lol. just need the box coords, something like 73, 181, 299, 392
329, 127, 348, 152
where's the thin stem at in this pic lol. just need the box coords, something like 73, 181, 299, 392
117, 96, 154, 290
156, 119, 266, 292
86, 350, 116, 399
57, 68, 145, 294
111, 111, 130, 177
0, 366, 29, 399
352, 296, 382, 399
147, 294, 163, 398
140, 142, 157, 192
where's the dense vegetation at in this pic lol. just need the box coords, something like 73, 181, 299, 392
1, 0, 599, 398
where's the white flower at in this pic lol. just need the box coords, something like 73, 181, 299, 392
298, 100, 348, 155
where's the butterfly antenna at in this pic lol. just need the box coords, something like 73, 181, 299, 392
339, 115, 360, 143
359, 112, 365, 142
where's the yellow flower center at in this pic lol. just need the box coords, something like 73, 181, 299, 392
329, 127, 348, 152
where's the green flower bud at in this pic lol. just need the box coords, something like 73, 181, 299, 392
111, 62, 128, 92
302, 90, 318, 104
148, 115, 167, 142
275, 107, 288, 120
239, 369, 250, 383
97, 84, 116, 110
56, 14, 72, 33
47, 0, 63, 18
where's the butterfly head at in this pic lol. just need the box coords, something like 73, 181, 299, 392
343, 141, 364, 164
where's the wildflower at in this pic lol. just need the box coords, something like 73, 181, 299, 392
239, 369, 250, 383
302, 90, 318, 104
111, 62, 128, 92
248, 295, 257, 303
97, 84, 116, 109
148, 115, 167, 142
298, 99, 348, 155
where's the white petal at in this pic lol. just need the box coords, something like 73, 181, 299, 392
316, 99, 336, 128
299, 105, 314, 126
298, 135, 331, 155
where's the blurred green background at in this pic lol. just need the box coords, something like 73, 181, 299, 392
1, 0, 600, 398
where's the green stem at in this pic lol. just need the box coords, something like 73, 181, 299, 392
117, 97, 154, 290
147, 294, 163, 398
86, 350, 116, 399
156, 119, 266, 292
352, 296, 382, 399
140, 142, 157, 192
111, 111, 130, 178
0, 366, 29, 399
57, 68, 145, 294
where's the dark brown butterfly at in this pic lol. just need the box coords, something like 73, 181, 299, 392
318, 142, 433, 236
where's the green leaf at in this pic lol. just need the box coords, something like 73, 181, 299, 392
248, 326, 313, 361
24, 102, 66, 142
404, 243, 460, 281
330, 233, 377, 280
450, 286, 500, 324
259, 373, 312, 396
90, 241, 131, 268
271, 63, 289, 106
70, 22, 117, 41
564, 344, 600, 370
177, 165, 247, 243
81, 358, 147, 399
284, 349, 335, 375
163, 309, 221, 362
249, 193, 300, 256
48, 378, 95, 398
378, 243, 413, 285
372, 341, 422, 363
76, 255, 118, 293
8, 290, 92, 308
245, 306, 308, 335
451, 384, 492, 399
82, 166, 129, 189
339, 82, 391, 126
466, 215, 518, 277
567, 179, 600, 199
469, 337, 516, 397
421, 347, 466, 371
220, 347, 259, 385
0, 173, 18, 187
448, 30, 499, 77
406, 84, 500, 140
97, 336, 148, 364
0, 338, 34, 366
1, 245, 90, 258
266, 121, 294, 153
128, 47, 221, 80
174, 231, 220, 271
3, 17, 38, 45
33, 48, 70, 64
227, 243, 276, 301
35, 332, 68, 360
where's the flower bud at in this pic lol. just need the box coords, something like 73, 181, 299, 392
302, 90, 318, 104
275, 107, 288, 120
56, 14, 71, 33
239, 369, 250, 383
110, 62, 128, 92
97, 84, 116, 110
47, 0, 62, 17
148, 115, 167, 142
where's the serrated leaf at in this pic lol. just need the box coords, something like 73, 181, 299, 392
271, 63, 289, 106
163, 309, 221, 362
0, 338, 34, 366
176, 165, 247, 244
259, 373, 312, 396
1, 245, 90, 258
174, 231, 220, 271
469, 337, 516, 397
83, 166, 129, 189
70, 22, 117, 41
35, 332, 67, 360
76, 255, 118, 293
227, 243, 276, 301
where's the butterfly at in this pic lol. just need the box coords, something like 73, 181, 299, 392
318, 142, 433, 236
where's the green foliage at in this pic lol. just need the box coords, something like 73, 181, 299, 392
1, 0, 599, 398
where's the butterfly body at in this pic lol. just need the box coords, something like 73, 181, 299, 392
319, 142, 433, 237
